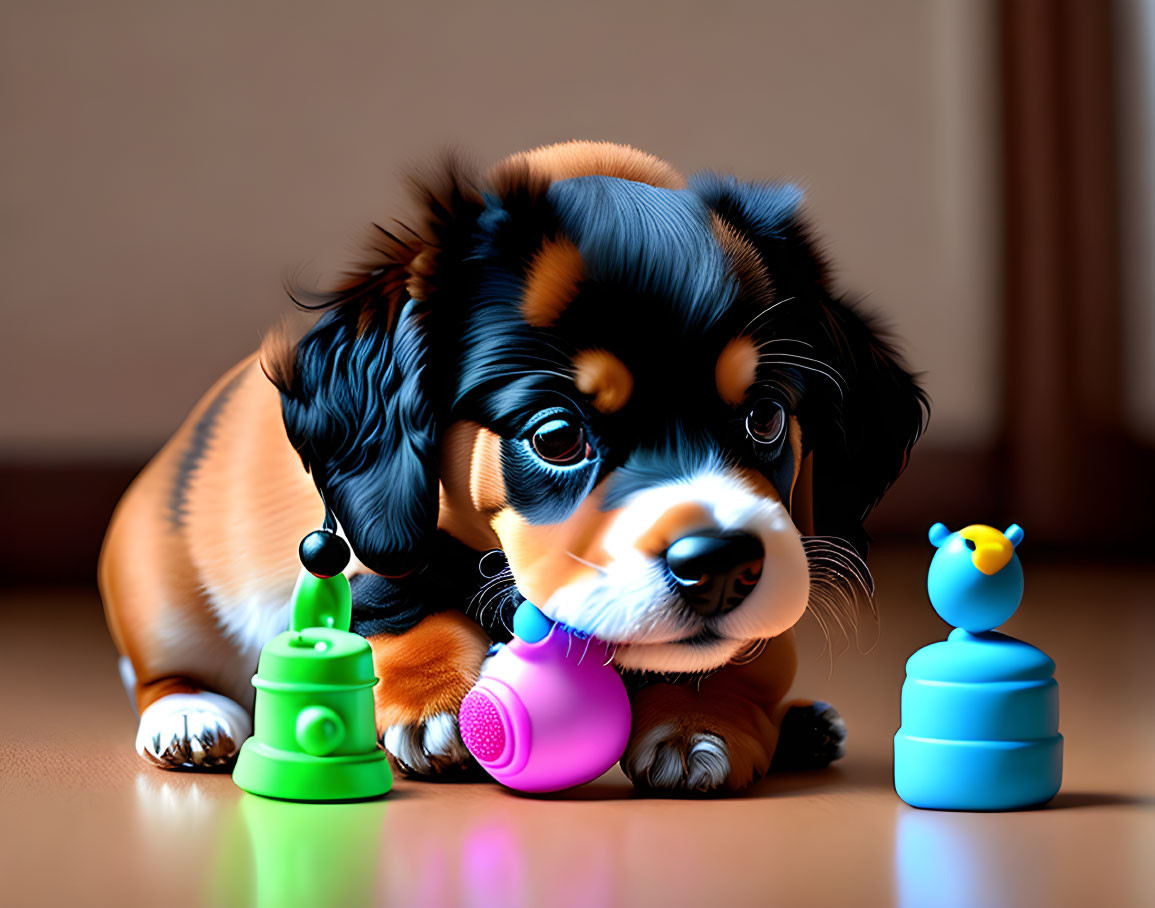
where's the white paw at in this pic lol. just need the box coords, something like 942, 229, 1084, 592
382, 711, 473, 777
623, 723, 732, 792
135, 692, 252, 769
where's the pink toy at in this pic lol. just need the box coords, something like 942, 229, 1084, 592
458, 601, 631, 792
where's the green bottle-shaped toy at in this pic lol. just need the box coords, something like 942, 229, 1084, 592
233, 531, 392, 801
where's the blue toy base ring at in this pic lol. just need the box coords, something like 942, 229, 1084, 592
894, 733, 1062, 811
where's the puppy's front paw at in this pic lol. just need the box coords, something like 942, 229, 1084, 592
770, 701, 847, 771
382, 711, 475, 778
622, 723, 734, 793
136, 692, 252, 770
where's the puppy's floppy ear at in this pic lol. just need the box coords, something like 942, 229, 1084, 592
803, 298, 928, 553
691, 172, 928, 553
263, 164, 484, 577
271, 298, 436, 578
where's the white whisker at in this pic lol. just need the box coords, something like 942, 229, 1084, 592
757, 354, 847, 399
756, 337, 815, 348
565, 550, 609, 575
741, 295, 797, 334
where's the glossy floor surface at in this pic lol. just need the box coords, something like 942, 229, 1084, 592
2, 548, 1153, 907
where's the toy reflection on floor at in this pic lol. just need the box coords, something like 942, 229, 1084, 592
232, 529, 392, 801
213, 794, 388, 908
894, 523, 1063, 810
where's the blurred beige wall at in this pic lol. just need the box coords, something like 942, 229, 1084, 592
0, 0, 1000, 460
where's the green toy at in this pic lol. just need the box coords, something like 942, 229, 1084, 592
233, 544, 392, 802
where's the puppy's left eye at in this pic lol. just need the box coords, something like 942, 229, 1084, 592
746, 399, 786, 446
531, 416, 589, 465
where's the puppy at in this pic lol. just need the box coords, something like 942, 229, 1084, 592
100, 141, 925, 792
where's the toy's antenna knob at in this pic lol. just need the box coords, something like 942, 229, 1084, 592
294, 529, 353, 633
300, 529, 350, 579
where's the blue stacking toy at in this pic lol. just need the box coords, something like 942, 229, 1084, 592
894, 522, 1063, 810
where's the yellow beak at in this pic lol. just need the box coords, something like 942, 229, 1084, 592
959, 524, 1015, 575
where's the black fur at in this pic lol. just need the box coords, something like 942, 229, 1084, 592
803, 299, 929, 553
770, 701, 848, 771
349, 533, 519, 640
689, 172, 928, 552
279, 298, 439, 579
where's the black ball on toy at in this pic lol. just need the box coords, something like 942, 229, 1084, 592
299, 530, 350, 578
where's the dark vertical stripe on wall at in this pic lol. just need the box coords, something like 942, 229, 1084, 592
999, 0, 1152, 544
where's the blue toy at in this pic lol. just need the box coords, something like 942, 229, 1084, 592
894, 523, 1063, 810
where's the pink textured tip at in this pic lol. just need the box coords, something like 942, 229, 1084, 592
459, 690, 506, 764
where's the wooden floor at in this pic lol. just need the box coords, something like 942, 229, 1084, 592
2, 546, 1153, 908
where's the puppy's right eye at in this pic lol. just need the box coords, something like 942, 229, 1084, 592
746, 399, 786, 447
531, 416, 588, 466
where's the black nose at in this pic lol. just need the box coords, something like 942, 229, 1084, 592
666, 532, 764, 584
666, 532, 764, 617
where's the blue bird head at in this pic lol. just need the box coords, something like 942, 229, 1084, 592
926, 523, 1024, 632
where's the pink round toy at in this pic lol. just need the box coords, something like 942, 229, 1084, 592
458, 601, 631, 792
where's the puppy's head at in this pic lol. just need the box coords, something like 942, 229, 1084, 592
267, 142, 927, 672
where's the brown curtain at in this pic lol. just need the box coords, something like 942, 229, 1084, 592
1000, 0, 1152, 547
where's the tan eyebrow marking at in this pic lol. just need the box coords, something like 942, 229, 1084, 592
573, 349, 634, 414
716, 336, 759, 406
522, 236, 584, 328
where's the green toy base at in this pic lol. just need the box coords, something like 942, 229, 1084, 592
233, 739, 393, 802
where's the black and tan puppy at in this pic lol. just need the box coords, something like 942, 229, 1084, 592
100, 141, 925, 792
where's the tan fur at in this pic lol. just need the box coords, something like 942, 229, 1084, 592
522, 237, 584, 328
491, 489, 619, 609
100, 356, 320, 712
573, 348, 634, 414
786, 416, 804, 514
405, 248, 437, 303
367, 611, 490, 729
182, 362, 321, 620
711, 212, 775, 309
468, 426, 506, 515
625, 632, 799, 790
495, 140, 686, 190
634, 502, 717, 559
257, 322, 296, 396
715, 336, 759, 406
437, 421, 503, 552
